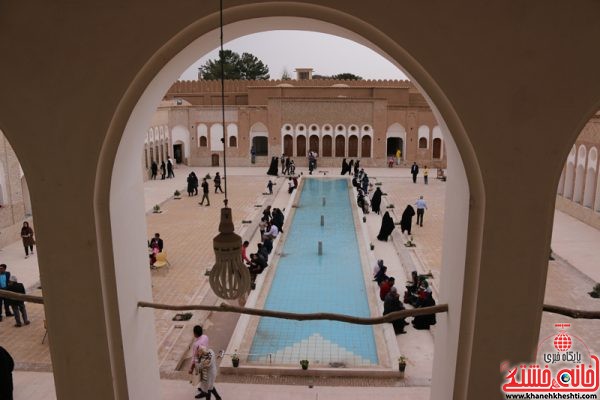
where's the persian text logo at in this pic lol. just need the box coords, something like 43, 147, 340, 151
501, 323, 599, 394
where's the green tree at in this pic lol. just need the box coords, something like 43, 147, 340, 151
281, 68, 292, 80
331, 72, 363, 80
198, 50, 269, 80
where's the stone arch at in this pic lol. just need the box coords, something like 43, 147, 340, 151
361, 135, 372, 157
564, 146, 576, 199
250, 122, 269, 156
296, 135, 306, 156
335, 134, 345, 157
348, 134, 358, 157
210, 123, 223, 151
418, 125, 430, 149
573, 144, 587, 203
432, 126, 443, 159
101, 13, 480, 400
227, 123, 238, 147
197, 124, 208, 147
170, 124, 189, 163
309, 134, 319, 154
386, 123, 406, 157
322, 134, 332, 157
283, 134, 293, 156
583, 147, 597, 208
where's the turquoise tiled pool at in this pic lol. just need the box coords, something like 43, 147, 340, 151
249, 178, 378, 366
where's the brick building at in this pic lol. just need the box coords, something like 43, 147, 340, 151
145, 76, 447, 171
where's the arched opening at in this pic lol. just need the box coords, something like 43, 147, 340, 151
386, 123, 406, 157
296, 135, 306, 157
103, 14, 477, 400
250, 122, 269, 156
171, 124, 190, 164
283, 134, 293, 156
418, 125, 430, 149
229, 136, 237, 147
322, 135, 332, 157
309, 134, 319, 154
210, 123, 224, 151
199, 136, 207, 147
348, 135, 358, 157
573, 145, 586, 203
361, 135, 371, 158
252, 136, 268, 156
564, 146, 576, 199
432, 138, 442, 159
418, 137, 428, 149
227, 123, 238, 147
197, 124, 208, 148
335, 135, 345, 157
583, 147, 597, 208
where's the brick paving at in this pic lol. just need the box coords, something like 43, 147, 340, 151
3, 166, 600, 387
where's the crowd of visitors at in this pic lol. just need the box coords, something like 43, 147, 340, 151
150, 156, 176, 180
244, 205, 285, 289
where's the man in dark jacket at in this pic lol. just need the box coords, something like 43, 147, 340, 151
0, 346, 14, 400
0, 264, 13, 321
410, 162, 419, 183
148, 233, 164, 252
7, 275, 29, 327
199, 178, 210, 206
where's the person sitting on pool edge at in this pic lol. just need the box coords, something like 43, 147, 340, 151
383, 287, 407, 335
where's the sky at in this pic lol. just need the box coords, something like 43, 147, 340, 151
179, 31, 408, 81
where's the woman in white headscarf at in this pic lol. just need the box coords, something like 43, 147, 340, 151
193, 346, 221, 400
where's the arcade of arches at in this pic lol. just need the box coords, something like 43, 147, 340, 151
2, 2, 600, 400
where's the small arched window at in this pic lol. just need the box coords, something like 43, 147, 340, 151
229, 136, 237, 147
419, 137, 428, 149
200, 136, 207, 147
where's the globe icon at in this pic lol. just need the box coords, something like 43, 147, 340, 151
554, 332, 572, 352
560, 372, 571, 384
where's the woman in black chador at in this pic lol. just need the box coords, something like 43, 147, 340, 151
377, 211, 395, 241
400, 205, 416, 236
353, 159, 360, 176
340, 158, 349, 175
371, 187, 383, 214
348, 159, 354, 174
267, 156, 279, 176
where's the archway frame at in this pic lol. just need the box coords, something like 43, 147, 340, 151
94, 6, 484, 400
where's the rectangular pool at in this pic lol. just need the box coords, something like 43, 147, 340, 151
248, 178, 378, 366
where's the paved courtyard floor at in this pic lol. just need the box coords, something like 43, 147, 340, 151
2, 165, 600, 399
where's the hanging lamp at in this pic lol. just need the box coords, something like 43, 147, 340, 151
209, 0, 251, 300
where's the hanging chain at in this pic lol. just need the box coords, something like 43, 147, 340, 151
219, 0, 228, 207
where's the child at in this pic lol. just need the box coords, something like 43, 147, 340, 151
267, 180, 273, 195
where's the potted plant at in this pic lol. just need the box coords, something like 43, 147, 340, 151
152, 204, 161, 213
174, 190, 181, 199
386, 204, 395, 209
231, 350, 240, 367
370, 242, 375, 250
300, 359, 309, 370
404, 235, 416, 248
398, 356, 407, 377
589, 283, 600, 299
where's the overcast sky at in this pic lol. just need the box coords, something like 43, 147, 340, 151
179, 31, 408, 81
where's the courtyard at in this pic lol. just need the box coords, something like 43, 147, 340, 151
2, 164, 599, 399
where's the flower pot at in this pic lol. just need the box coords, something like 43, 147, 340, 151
301, 364, 308, 370
399, 361, 406, 378
362, 216, 366, 223
370, 244, 375, 250
232, 359, 239, 368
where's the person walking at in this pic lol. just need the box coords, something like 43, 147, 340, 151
250, 145, 256, 164
191, 172, 199, 196
280, 154, 285, 174
167, 156, 175, 178
0, 264, 13, 321
267, 180, 273, 195
199, 178, 210, 206
396, 148, 402, 165
0, 346, 14, 400
160, 161, 166, 180
150, 160, 158, 180
21, 222, 35, 259
188, 326, 215, 399
193, 347, 222, 399
415, 195, 427, 227
6, 275, 29, 327
423, 166, 429, 185
213, 172, 224, 193
187, 173, 195, 196
410, 162, 419, 184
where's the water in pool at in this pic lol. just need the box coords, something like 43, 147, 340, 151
249, 178, 378, 366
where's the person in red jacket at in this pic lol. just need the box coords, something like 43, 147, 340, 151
379, 277, 395, 301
